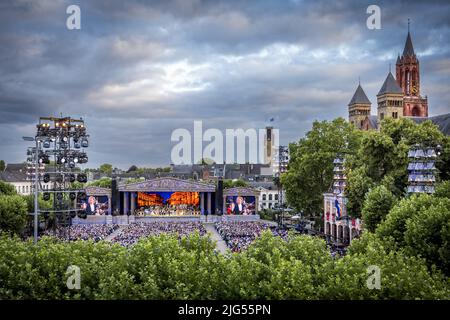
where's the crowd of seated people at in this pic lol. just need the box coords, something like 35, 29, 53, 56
215, 221, 288, 252
111, 221, 207, 247
328, 243, 347, 258
41, 224, 120, 242
133, 205, 200, 216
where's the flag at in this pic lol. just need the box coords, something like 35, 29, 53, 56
269, 117, 275, 122
334, 198, 341, 218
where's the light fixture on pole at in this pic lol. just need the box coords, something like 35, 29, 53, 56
23, 136, 38, 244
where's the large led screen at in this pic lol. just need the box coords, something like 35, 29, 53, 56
225, 196, 256, 215
137, 192, 199, 207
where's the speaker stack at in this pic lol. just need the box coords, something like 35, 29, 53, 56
216, 178, 224, 215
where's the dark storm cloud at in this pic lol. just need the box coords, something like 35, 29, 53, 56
0, 0, 449, 168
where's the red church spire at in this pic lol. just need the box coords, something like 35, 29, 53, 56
396, 21, 428, 117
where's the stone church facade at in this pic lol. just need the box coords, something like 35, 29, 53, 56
348, 27, 430, 131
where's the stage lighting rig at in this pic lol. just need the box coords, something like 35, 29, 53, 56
24, 116, 91, 241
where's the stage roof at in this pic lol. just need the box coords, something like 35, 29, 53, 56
119, 177, 216, 192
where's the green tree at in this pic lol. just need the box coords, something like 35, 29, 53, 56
281, 118, 360, 217
376, 193, 450, 276
329, 235, 449, 299
403, 198, 450, 275
222, 179, 248, 188
0, 160, 5, 171
345, 118, 448, 216
127, 165, 138, 173
87, 177, 112, 188
376, 194, 436, 247
345, 166, 374, 218
99, 163, 113, 175
70, 181, 85, 190
361, 185, 396, 232
435, 180, 450, 199
22, 194, 53, 213
0, 194, 28, 235
0, 180, 16, 195
0, 231, 448, 299
123, 177, 145, 185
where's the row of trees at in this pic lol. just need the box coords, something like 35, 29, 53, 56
282, 117, 450, 279
0, 180, 56, 236
0, 181, 29, 235
282, 117, 450, 218
0, 230, 448, 300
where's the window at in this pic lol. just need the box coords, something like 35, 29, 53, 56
275, 194, 279, 200
268, 194, 272, 201
262, 194, 266, 201
392, 112, 398, 119
380, 113, 384, 120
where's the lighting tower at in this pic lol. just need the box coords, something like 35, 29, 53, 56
24, 116, 90, 241
407, 144, 441, 194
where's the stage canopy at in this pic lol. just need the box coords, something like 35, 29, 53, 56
119, 177, 215, 193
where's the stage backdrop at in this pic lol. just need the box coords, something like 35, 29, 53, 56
137, 192, 199, 207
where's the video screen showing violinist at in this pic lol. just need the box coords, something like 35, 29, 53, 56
226, 196, 256, 215
81, 195, 108, 215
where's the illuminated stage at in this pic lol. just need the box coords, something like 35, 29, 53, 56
119, 177, 216, 215
75, 177, 262, 224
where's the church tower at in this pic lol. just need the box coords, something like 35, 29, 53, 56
377, 71, 404, 126
348, 83, 371, 129
396, 23, 428, 117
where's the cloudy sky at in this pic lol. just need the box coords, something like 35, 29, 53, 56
1, 0, 449, 169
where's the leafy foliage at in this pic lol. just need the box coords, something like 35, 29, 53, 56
87, 177, 112, 188
345, 166, 374, 218
0, 180, 16, 195
222, 179, 248, 188
99, 163, 113, 175
403, 199, 450, 275
435, 180, 450, 199
0, 194, 28, 235
376, 194, 450, 276
0, 231, 448, 300
281, 118, 359, 217
284, 117, 448, 218
361, 185, 396, 232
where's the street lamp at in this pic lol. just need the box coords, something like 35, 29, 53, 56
23, 136, 38, 244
